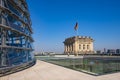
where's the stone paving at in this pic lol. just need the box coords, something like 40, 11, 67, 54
0, 60, 120, 80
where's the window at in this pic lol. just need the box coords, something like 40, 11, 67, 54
79, 44, 81, 49
87, 45, 89, 50
83, 45, 85, 50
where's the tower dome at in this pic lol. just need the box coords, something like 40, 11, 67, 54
0, 0, 35, 76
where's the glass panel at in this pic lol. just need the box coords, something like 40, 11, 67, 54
7, 1, 21, 16
0, 12, 2, 24
7, 15, 24, 33
0, 0, 1, 5
28, 51, 34, 61
37, 56, 120, 75
0, 51, 8, 67
7, 49, 28, 65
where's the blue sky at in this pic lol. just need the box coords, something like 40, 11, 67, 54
27, 0, 120, 53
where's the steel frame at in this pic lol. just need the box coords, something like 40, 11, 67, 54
0, 0, 35, 73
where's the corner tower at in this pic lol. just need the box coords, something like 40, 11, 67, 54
63, 36, 94, 55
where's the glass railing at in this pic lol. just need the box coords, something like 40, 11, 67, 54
36, 56, 120, 75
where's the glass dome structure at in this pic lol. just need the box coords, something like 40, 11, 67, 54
0, 0, 36, 76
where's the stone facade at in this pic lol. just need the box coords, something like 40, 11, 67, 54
63, 36, 94, 55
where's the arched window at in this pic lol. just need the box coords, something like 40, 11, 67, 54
79, 44, 81, 50
83, 45, 85, 50
87, 45, 89, 50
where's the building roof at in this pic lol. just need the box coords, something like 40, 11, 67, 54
1, 60, 120, 80
64, 36, 94, 44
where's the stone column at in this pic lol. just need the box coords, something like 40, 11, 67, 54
74, 40, 79, 55
67, 45, 69, 53
81, 44, 83, 51
73, 43, 75, 53
90, 42, 93, 51
69, 45, 71, 52
70, 44, 72, 52
74, 41, 77, 54
64, 45, 66, 53
65, 45, 67, 52
66, 45, 68, 52
72, 44, 73, 52
85, 44, 87, 51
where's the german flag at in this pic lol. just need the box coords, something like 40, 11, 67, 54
74, 22, 78, 31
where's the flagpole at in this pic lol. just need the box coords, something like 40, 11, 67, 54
76, 28, 79, 36
74, 22, 79, 56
